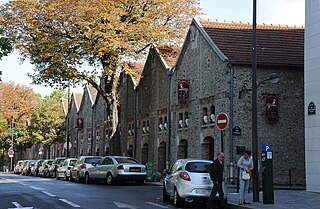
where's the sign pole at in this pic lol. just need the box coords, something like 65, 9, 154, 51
221, 130, 224, 152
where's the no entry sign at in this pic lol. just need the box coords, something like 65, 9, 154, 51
216, 112, 229, 131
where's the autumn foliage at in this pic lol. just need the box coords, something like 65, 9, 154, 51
0, 0, 200, 138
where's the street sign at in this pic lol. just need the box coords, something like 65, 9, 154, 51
216, 112, 229, 131
8, 150, 14, 156
39, 147, 44, 152
262, 144, 273, 152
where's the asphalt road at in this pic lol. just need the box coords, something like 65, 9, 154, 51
0, 173, 214, 209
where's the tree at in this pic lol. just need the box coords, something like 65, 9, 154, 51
0, 27, 13, 81
27, 90, 65, 158
0, 82, 38, 169
0, 0, 200, 139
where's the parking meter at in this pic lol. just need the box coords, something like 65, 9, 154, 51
261, 144, 274, 204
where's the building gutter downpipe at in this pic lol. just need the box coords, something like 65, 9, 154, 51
228, 62, 234, 183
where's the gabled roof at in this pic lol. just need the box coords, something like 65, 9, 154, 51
86, 85, 98, 106
61, 98, 69, 116
73, 92, 83, 112
199, 19, 304, 67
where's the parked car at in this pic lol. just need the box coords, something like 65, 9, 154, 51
163, 159, 227, 207
30, 160, 44, 176
85, 156, 147, 185
38, 159, 53, 177
48, 157, 66, 178
56, 158, 77, 180
14, 160, 24, 174
71, 156, 102, 183
21, 160, 36, 176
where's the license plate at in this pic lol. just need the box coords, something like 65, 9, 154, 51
195, 190, 209, 195
130, 167, 141, 172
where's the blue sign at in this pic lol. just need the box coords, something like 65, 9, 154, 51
262, 144, 272, 152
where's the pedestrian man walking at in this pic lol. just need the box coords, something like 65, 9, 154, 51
207, 152, 226, 209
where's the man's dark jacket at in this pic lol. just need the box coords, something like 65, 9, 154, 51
209, 159, 224, 183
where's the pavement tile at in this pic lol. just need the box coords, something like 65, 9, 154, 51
227, 190, 320, 209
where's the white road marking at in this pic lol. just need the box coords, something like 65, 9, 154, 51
59, 199, 81, 208
28, 186, 45, 190
41, 191, 56, 197
8, 202, 33, 209
114, 201, 138, 209
19, 183, 28, 186
146, 202, 169, 208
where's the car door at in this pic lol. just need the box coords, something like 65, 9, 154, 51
102, 157, 114, 178
165, 162, 179, 196
91, 158, 103, 179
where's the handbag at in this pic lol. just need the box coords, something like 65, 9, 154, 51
242, 170, 250, 180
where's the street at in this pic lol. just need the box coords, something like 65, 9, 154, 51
0, 173, 212, 209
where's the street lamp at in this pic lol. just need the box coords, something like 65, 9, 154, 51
11, 106, 14, 172
166, 67, 174, 170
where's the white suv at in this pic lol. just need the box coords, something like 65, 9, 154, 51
163, 159, 227, 207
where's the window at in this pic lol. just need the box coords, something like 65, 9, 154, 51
84, 157, 101, 164
88, 133, 91, 138
159, 117, 163, 131
210, 106, 215, 124
102, 157, 114, 165
179, 113, 183, 128
184, 112, 189, 127
185, 162, 211, 173
115, 157, 139, 164
203, 107, 208, 125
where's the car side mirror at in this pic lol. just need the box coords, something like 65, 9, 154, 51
163, 169, 170, 177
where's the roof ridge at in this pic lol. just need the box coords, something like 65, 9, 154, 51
199, 18, 304, 29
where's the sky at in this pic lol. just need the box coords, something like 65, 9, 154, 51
0, 0, 305, 96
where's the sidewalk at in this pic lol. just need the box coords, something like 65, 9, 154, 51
227, 189, 320, 209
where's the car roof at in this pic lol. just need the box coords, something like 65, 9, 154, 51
80, 156, 102, 159
177, 159, 213, 164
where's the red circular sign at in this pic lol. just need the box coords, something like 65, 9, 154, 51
39, 147, 44, 152
216, 113, 229, 131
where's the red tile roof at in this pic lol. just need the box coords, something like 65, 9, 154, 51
200, 20, 304, 67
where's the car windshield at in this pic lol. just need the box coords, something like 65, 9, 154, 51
115, 158, 139, 164
84, 158, 101, 164
57, 159, 65, 164
185, 162, 211, 173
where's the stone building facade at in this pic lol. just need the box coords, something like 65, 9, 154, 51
119, 18, 305, 185
52, 18, 305, 186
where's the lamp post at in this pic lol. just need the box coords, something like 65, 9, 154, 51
10, 106, 14, 172
166, 67, 174, 170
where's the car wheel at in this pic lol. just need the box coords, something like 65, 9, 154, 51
173, 188, 184, 207
56, 172, 60, 180
64, 172, 68, 181
85, 173, 90, 184
106, 173, 114, 185
76, 172, 81, 183
163, 184, 170, 203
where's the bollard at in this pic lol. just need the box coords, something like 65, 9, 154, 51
236, 166, 240, 193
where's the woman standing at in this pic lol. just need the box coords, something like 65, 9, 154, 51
237, 150, 253, 205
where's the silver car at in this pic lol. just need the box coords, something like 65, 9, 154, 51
85, 156, 147, 185
38, 159, 53, 177
14, 160, 24, 174
56, 158, 77, 180
163, 159, 227, 207
70, 156, 102, 183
